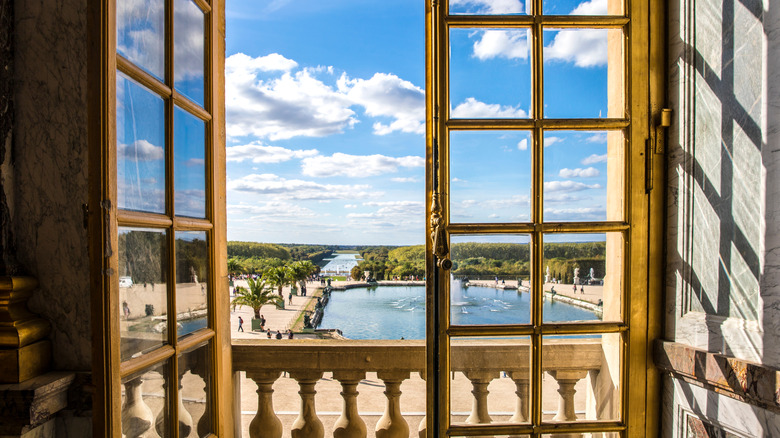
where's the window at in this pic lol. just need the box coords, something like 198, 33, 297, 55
425, 0, 658, 435
89, 0, 230, 435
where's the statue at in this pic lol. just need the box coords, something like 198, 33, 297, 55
573, 267, 580, 285
303, 313, 313, 329
545, 265, 550, 283
589, 267, 595, 280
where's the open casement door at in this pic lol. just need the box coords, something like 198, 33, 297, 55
424, 0, 663, 436
88, 0, 232, 436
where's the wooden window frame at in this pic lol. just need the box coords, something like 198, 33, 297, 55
424, 0, 664, 436
88, 0, 231, 436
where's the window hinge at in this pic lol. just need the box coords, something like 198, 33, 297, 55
652, 108, 673, 154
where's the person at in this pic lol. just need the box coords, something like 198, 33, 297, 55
288, 291, 293, 305
287, 330, 294, 339
551, 286, 556, 295
275, 330, 282, 340
260, 314, 266, 329
237, 316, 243, 332
266, 330, 272, 339
573, 284, 577, 294
122, 301, 130, 319
580, 285, 585, 294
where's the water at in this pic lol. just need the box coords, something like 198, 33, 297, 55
321, 253, 362, 274
318, 283, 598, 339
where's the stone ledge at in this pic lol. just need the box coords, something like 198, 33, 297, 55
0, 372, 75, 435
655, 340, 780, 412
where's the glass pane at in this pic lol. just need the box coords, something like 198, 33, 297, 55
179, 342, 213, 437
174, 106, 207, 218
542, 334, 623, 422
450, 131, 532, 223
117, 74, 166, 214
543, 233, 623, 323
450, 28, 532, 119
543, 29, 623, 119
450, 235, 532, 325
543, 0, 624, 15
119, 227, 168, 362
543, 131, 624, 222
175, 0, 205, 105
117, 0, 165, 80
121, 361, 170, 437
450, 0, 528, 15
450, 336, 531, 426
176, 231, 209, 337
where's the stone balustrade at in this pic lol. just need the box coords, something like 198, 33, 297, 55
231, 339, 608, 438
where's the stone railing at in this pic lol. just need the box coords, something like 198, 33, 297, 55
231, 339, 609, 438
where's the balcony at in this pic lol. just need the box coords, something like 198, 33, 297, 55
229, 338, 618, 438
118, 338, 618, 437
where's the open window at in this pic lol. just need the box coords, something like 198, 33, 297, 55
89, 0, 231, 435
425, 0, 657, 435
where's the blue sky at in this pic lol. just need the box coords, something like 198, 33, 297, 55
223, 0, 619, 245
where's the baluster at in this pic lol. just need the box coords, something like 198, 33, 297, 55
375, 371, 410, 438
290, 371, 325, 438
463, 370, 496, 424
177, 381, 195, 437
122, 375, 156, 438
507, 372, 529, 423
417, 371, 426, 438
333, 371, 367, 438
247, 371, 283, 438
549, 370, 588, 422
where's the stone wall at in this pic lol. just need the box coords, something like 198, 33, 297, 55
663, 0, 780, 434
12, 0, 91, 371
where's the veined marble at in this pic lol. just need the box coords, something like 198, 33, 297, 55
12, 0, 90, 371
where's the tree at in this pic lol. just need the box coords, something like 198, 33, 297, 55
230, 278, 282, 319
264, 265, 292, 296
227, 258, 243, 276
289, 260, 317, 286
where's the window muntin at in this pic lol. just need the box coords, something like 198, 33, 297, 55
113, 0, 216, 435
431, 0, 640, 435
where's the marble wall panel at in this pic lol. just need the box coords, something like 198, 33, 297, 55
12, 0, 90, 371
665, 0, 775, 364
662, 374, 780, 438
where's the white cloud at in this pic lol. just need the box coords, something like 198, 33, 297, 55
544, 136, 563, 147
337, 73, 425, 135
544, 207, 606, 221
450, 0, 525, 14
226, 54, 426, 140
452, 97, 528, 118
225, 52, 298, 77
118, 140, 164, 161
586, 132, 608, 143
344, 204, 358, 209
228, 174, 374, 200
391, 177, 419, 183
228, 202, 316, 219
570, 0, 608, 15
226, 142, 319, 163
558, 167, 600, 178
517, 139, 528, 151
347, 201, 424, 220
473, 30, 530, 60
582, 153, 608, 165
301, 153, 424, 178
184, 158, 205, 167
545, 29, 608, 67
226, 56, 356, 140
544, 180, 601, 192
